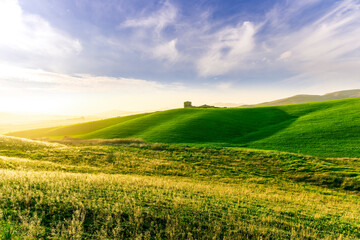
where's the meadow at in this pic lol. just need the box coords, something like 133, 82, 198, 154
3, 98, 360, 239
0, 135, 360, 239
9, 97, 360, 158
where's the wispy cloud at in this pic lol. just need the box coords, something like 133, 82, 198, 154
196, 22, 256, 77
1, 0, 360, 114
264, 0, 323, 29
191, 0, 360, 82
263, 0, 360, 88
118, 0, 180, 62
190, 0, 360, 82
289, 0, 360, 63
121, 0, 177, 34
0, 0, 82, 59
0, 64, 169, 92
152, 39, 179, 62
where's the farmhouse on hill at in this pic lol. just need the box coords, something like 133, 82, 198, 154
183, 101, 220, 108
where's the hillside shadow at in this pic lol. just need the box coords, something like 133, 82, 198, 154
154, 107, 298, 145
228, 107, 298, 145
233, 118, 297, 146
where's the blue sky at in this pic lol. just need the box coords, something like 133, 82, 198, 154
0, 0, 359, 114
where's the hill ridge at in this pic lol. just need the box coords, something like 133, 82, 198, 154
8, 97, 360, 158
244, 89, 360, 107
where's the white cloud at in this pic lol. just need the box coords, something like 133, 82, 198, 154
290, 0, 360, 63
196, 21, 256, 77
121, 0, 177, 34
0, 63, 166, 92
262, 0, 360, 91
0, 0, 81, 58
118, 1, 180, 63
264, 0, 360, 63
265, 0, 322, 29
152, 39, 179, 62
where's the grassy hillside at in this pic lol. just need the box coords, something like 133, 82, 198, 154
0, 136, 360, 238
249, 98, 360, 157
82, 107, 295, 142
8, 98, 360, 157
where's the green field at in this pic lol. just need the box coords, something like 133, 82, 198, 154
3, 99, 360, 238
0, 135, 360, 239
9, 97, 360, 158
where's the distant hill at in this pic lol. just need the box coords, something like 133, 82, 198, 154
8, 97, 360, 158
243, 89, 360, 107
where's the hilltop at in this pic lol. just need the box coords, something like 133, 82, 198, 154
8, 97, 360, 157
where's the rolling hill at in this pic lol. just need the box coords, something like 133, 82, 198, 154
244, 89, 360, 107
3, 101, 360, 238
8, 97, 360, 157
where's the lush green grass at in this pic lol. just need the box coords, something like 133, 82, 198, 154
248, 98, 360, 157
82, 107, 295, 143
0, 136, 360, 239
3, 98, 360, 238
8, 98, 360, 157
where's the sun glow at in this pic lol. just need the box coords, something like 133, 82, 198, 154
0, 94, 75, 114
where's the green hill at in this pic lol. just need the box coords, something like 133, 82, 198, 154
2, 108, 360, 238
243, 89, 360, 107
8, 97, 360, 157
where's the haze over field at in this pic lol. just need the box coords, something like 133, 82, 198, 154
1, 0, 360, 115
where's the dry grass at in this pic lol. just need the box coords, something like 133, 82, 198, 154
39, 136, 146, 146
1, 136, 360, 239
0, 169, 359, 239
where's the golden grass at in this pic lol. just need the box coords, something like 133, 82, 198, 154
37, 137, 146, 146
0, 168, 359, 239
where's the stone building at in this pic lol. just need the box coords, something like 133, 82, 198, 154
184, 101, 193, 108
183, 101, 219, 108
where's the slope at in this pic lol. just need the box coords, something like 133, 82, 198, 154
81, 107, 295, 143
8, 97, 360, 157
75, 97, 360, 157
247, 98, 360, 157
245, 89, 360, 107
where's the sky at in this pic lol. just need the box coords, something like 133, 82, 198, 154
0, 0, 359, 115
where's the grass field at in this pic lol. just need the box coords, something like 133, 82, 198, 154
0, 135, 360, 239
4, 99, 360, 238
9, 97, 360, 158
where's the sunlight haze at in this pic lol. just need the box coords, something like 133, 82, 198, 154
0, 0, 359, 115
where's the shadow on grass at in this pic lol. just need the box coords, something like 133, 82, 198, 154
165, 107, 298, 145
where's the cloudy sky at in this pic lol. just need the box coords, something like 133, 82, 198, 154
0, 0, 359, 114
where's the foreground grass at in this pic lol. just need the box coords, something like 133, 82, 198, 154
1, 139, 360, 191
0, 136, 360, 239
1, 169, 360, 239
